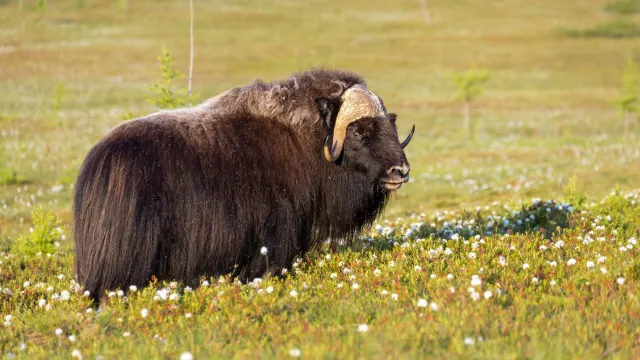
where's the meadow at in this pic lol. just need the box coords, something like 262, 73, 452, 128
1, 0, 640, 358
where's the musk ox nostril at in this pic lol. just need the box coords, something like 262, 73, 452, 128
389, 163, 410, 179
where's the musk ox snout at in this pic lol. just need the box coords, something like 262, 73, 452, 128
382, 162, 411, 191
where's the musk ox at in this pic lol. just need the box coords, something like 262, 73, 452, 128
73, 68, 414, 303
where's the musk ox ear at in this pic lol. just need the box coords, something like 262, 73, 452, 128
315, 97, 338, 129
387, 113, 397, 125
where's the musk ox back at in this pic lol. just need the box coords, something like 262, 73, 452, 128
73, 68, 415, 303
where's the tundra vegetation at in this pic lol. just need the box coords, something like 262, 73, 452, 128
1, 0, 640, 358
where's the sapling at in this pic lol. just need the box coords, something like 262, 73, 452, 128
146, 47, 193, 109
617, 56, 638, 141
449, 66, 490, 139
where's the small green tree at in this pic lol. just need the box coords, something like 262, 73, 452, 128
146, 47, 194, 109
617, 56, 638, 140
12, 207, 61, 257
449, 66, 490, 139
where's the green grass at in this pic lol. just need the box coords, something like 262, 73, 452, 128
1, 190, 639, 358
1, 0, 640, 357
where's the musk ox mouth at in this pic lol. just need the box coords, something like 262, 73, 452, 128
381, 176, 409, 191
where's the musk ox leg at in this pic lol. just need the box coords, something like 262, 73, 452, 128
242, 208, 314, 281
74, 138, 166, 304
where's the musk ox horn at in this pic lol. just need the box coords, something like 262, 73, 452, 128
324, 85, 386, 163
400, 124, 415, 149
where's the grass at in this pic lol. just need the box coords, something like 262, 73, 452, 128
1, 0, 640, 357
562, 19, 640, 38
1, 190, 639, 358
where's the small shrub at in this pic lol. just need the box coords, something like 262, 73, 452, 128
563, 19, 640, 38
146, 47, 195, 110
12, 207, 62, 257
0, 167, 25, 185
604, 0, 640, 14
563, 175, 588, 212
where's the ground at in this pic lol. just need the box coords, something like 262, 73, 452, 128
0, 0, 639, 358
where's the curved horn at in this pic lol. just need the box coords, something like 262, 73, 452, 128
324, 85, 385, 163
400, 124, 415, 149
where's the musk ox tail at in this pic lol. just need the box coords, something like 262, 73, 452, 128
73, 133, 165, 303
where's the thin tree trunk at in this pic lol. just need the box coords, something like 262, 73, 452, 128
188, 0, 194, 102
463, 100, 470, 139
418, 0, 433, 25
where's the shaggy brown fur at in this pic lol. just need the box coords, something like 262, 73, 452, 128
73, 68, 412, 303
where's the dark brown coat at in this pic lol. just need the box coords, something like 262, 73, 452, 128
73, 68, 412, 303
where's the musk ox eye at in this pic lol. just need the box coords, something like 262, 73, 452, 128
353, 132, 361, 138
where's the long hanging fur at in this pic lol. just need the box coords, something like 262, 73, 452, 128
73, 68, 400, 303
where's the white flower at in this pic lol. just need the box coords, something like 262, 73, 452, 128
23, 281, 30, 288
57, 274, 64, 280
430, 302, 439, 311
471, 275, 481, 287
483, 291, 493, 299
116, 290, 124, 297
71, 349, 82, 359
141, 308, 149, 318
391, 293, 398, 301
548, 261, 558, 267
468, 252, 477, 259
464, 336, 475, 345
373, 269, 381, 276
185, 313, 192, 318
180, 352, 193, 360
532, 277, 539, 283
414, 265, 422, 272
169, 293, 179, 301
330, 273, 337, 279
357, 324, 369, 333
381, 290, 388, 296
417, 298, 428, 308
68, 335, 76, 343
290, 290, 298, 297
550, 280, 557, 286
586, 261, 595, 269
444, 248, 453, 255
83, 290, 90, 297
351, 283, 359, 290
554, 240, 564, 248
470, 292, 480, 301
260, 247, 268, 256
19, 343, 26, 351
129, 285, 138, 292
156, 288, 169, 301
539, 245, 547, 251
38, 299, 47, 307
498, 256, 507, 267
266, 286, 274, 294
567, 259, 577, 266
289, 348, 301, 357
619, 246, 628, 252
184, 286, 193, 293
617, 277, 625, 285
599, 267, 607, 274
55, 328, 63, 336
597, 256, 606, 264
201, 280, 210, 287
522, 263, 530, 270
108, 291, 116, 298
430, 273, 437, 279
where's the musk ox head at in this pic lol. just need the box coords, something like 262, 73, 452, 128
316, 84, 415, 191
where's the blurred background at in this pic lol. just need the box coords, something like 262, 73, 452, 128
1, 0, 639, 243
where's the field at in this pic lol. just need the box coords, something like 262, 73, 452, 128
1, 0, 640, 358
